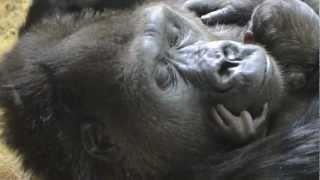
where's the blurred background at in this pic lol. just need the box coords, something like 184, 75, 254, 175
0, 0, 35, 179
0, 0, 29, 56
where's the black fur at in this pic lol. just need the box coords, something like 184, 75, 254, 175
21, 0, 145, 33
0, 0, 318, 180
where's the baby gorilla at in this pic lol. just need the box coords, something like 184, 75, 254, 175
185, 0, 319, 144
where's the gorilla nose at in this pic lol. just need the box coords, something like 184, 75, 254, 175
203, 41, 243, 76
205, 41, 242, 61
222, 43, 241, 61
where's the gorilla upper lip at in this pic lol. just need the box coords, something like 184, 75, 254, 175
208, 70, 235, 93
212, 48, 270, 94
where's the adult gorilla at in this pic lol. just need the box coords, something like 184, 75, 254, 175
0, 0, 318, 180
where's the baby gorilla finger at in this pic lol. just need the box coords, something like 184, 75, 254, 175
183, 0, 227, 16
201, 5, 238, 25
254, 103, 269, 129
211, 107, 231, 133
209, 104, 269, 144
240, 110, 255, 135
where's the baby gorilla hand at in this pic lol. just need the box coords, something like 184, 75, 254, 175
184, 0, 264, 26
210, 103, 268, 144
183, 0, 230, 16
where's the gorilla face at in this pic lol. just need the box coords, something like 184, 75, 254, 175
133, 5, 283, 117
77, 4, 284, 170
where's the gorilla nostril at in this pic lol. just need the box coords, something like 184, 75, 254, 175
223, 44, 240, 61
213, 52, 223, 59
218, 61, 238, 76
205, 50, 224, 60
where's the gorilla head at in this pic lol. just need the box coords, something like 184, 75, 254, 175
0, 1, 318, 180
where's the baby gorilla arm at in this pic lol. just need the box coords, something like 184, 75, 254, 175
184, 0, 264, 25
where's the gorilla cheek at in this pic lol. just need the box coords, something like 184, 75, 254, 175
234, 48, 269, 90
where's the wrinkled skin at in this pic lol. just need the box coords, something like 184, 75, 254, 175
0, 0, 318, 180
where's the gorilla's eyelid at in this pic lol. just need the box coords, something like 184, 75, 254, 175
144, 25, 161, 37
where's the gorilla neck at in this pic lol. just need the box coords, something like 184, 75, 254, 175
269, 93, 313, 133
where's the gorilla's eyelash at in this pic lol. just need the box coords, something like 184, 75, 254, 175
167, 65, 178, 88
168, 31, 183, 48
169, 35, 179, 47
162, 56, 192, 87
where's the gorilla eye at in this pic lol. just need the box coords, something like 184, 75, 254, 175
154, 63, 177, 90
168, 25, 180, 47
169, 34, 180, 47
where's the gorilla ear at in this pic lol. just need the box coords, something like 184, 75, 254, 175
81, 123, 118, 162
0, 85, 23, 108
